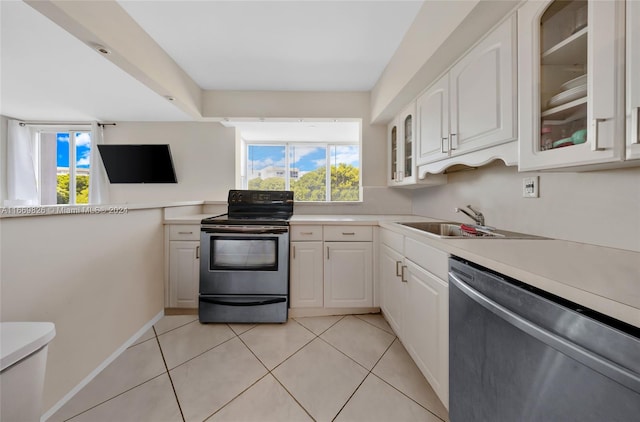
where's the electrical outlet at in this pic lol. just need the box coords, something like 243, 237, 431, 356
522, 176, 539, 198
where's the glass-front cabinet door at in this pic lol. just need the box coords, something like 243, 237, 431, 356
628, 0, 640, 160
518, 0, 625, 171
387, 119, 399, 185
387, 103, 417, 186
403, 109, 414, 181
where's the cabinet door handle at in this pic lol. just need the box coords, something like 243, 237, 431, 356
591, 118, 607, 151
326, 246, 330, 260
395, 261, 402, 277
632, 107, 639, 145
178, 231, 193, 235
300, 231, 314, 235
401, 265, 408, 283
441, 137, 448, 153
292, 246, 296, 259
342, 232, 355, 236
196, 246, 200, 259
450, 133, 457, 150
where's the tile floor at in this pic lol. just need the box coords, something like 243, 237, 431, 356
49, 313, 448, 422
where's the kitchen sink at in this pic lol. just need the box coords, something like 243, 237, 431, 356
398, 222, 546, 239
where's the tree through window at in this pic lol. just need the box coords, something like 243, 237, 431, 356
246, 143, 360, 202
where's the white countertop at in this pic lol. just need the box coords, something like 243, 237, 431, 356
378, 221, 640, 328
0, 201, 205, 218
163, 213, 640, 327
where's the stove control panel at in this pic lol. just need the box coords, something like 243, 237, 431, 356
228, 190, 294, 205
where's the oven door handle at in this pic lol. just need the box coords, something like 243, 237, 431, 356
200, 297, 287, 307
201, 227, 288, 235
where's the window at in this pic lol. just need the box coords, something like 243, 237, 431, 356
231, 119, 362, 202
35, 129, 92, 205
245, 143, 360, 202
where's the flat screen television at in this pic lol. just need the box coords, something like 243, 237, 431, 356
97, 144, 178, 183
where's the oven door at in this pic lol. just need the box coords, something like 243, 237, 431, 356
200, 225, 289, 295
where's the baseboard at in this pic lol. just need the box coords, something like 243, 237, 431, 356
289, 307, 380, 318
41, 310, 164, 421
164, 307, 198, 315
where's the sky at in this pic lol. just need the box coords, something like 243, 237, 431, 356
248, 145, 359, 174
57, 132, 91, 169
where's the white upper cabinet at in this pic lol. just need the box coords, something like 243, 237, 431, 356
417, 74, 450, 166
627, 0, 640, 161
518, 0, 626, 171
449, 15, 517, 155
387, 118, 400, 185
388, 103, 418, 186
388, 101, 448, 188
416, 15, 518, 175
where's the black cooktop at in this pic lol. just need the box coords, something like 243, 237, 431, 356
201, 214, 291, 226
202, 190, 294, 225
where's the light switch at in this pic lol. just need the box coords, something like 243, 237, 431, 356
522, 176, 539, 198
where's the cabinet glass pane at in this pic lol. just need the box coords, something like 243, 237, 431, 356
404, 115, 412, 177
391, 126, 397, 179
539, 0, 588, 152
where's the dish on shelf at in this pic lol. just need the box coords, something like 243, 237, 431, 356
561, 74, 587, 91
552, 137, 574, 149
547, 84, 587, 108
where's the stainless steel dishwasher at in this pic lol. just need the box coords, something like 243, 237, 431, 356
449, 257, 640, 422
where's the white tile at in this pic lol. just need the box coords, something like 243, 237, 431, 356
153, 314, 198, 335
129, 328, 155, 347
206, 374, 312, 422
320, 316, 395, 369
240, 320, 315, 370
373, 339, 449, 420
227, 323, 256, 335
157, 320, 235, 369
68, 374, 182, 422
170, 337, 268, 422
293, 315, 343, 335
335, 374, 442, 422
355, 313, 396, 335
49, 338, 166, 421
273, 338, 368, 422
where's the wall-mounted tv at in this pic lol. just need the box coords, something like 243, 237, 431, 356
97, 144, 178, 183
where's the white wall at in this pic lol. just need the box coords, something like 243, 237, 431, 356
104, 122, 236, 203
0, 209, 165, 412
0, 116, 7, 202
411, 162, 640, 252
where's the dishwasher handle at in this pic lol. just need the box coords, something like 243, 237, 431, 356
449, 271, 640, 393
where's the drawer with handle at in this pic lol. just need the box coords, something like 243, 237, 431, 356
323, 225, 373, 242
169, 225, 200, 241
291, 225, 323, 241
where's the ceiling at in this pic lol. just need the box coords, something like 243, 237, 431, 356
224, 119, 361, 142
0, 0, 423, 122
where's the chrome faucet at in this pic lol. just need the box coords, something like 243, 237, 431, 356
455, 205, 485, 226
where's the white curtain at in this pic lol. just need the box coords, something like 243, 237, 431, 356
6, 120, 38, 205
89, 122, 110, 204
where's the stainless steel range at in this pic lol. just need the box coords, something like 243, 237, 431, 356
199, 190, 294, 323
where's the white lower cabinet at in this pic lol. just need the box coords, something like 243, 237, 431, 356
166, 224, 201, 309
289, 224, 374, 310
379, 243, 405, 336
378, 229, 449, 409
324, 241, 373, 308
168, 241, 200, 308
404, 259, 449, 408
290, 241, 324, 308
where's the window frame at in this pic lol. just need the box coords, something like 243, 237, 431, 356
243, 140, 362, 203
33, 125, 92, 205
